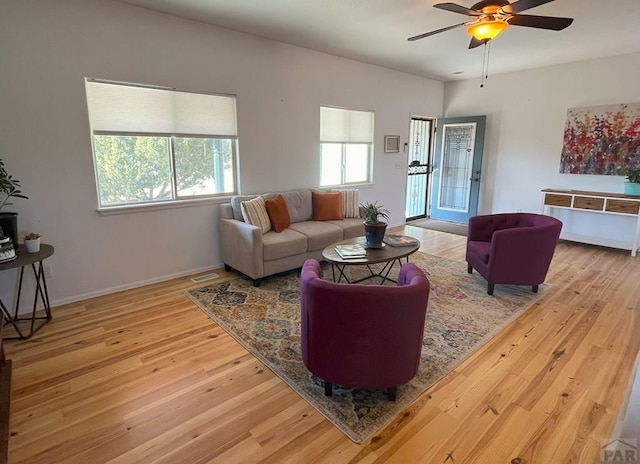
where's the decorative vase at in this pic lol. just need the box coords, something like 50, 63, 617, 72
0, 212, 19, 251
364, 222, 387, 249
24, 238, 40, 253
624, 181, 640, 196
0, 236, 16, 262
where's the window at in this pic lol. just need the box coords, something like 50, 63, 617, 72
319, 106, 374, 186
85, 80, 237, 208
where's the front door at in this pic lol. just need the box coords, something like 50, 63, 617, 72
430, 115, 486, 223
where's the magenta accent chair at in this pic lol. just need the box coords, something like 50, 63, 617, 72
466, 213, 562, 295
300, 259, 430, 401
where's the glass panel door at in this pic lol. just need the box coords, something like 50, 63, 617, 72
430, 116, 486, 223
438, 123, 475, 212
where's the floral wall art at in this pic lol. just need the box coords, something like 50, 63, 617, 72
560, 102, 640, 175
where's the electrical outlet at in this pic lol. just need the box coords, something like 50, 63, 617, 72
44, 264, 54, 279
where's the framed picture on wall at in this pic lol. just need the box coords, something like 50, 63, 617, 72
384, 135, 400, 153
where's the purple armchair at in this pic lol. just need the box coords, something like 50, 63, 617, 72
466, 213, 562, 295
300, 259, 430, 401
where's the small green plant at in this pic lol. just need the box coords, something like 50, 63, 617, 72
360, 201, 390, 224
626, 170, 640, 184
24, 232, 42, 240
624, 156, 640, 183
0, 158, 28, 210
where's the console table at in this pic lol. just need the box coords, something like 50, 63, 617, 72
0, 244, 54, 339
542, 189, 640, 256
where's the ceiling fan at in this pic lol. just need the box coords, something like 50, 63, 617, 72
408, 0, 574, 48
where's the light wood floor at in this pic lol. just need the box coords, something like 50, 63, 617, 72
4, 226, 640, 463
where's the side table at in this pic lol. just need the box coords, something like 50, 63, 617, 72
0, 244, 54, 340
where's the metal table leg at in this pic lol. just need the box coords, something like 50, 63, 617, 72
2, 260, 53, 340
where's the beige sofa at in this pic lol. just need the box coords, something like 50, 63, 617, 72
220, 189, 364, 285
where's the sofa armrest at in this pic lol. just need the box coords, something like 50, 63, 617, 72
220, 218, 264, 279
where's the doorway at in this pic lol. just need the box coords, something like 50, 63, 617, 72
405, 117, 433, 221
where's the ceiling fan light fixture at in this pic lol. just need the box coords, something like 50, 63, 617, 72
467, 19, 508, 40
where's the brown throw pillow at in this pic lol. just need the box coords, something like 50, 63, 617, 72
265, 194, 291, 232
312, 191, 343, 220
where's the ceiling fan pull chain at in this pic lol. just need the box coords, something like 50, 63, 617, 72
480, 41, 488, 88
486, 40, 491, 80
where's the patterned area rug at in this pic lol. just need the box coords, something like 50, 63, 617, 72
185, 253, 546, 443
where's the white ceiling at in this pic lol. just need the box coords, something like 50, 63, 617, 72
115, 0, 640, 82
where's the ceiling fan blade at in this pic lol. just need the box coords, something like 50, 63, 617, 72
434, 3, 481, 17
407, 22, 467, 41
507, 0, 555, 14
508, 14, 573, 30
468, 37, 485, 49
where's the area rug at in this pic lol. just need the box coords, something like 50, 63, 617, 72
185, 253, 546, 443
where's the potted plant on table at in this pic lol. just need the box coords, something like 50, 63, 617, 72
624, 169, 640, 196
23, 232, 42, 253
361, 201, 390, 249
0, 158, 28, 249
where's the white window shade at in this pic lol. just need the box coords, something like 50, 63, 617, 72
320, 107, 374, 143
85, 80, 237, 137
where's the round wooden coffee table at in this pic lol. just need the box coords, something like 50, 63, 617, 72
322, 235, 420, 284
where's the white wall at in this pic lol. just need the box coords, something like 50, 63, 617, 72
444, 53, 640, 243
444, 52, 640, 212
0, 0, 443, 308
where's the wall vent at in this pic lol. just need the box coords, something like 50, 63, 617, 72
191, 273, 220, 283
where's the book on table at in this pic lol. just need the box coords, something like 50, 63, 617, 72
335, 244, 366, 258
383, 234, 418, 247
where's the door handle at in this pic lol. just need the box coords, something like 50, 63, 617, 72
470, 177, 480, 182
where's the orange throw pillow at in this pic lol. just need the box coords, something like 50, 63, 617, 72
265, 194, 291, 233
312, 191, 343, 220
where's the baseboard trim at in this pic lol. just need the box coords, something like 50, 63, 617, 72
20, 262, 224, 313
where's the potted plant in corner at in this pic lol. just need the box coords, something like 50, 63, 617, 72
361, 201, 390, 249
0, 158, 28, 249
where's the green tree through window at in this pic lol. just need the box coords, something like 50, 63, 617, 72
93, 135, 235, 207
85, 79, 238, 209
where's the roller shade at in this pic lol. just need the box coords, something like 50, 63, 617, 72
320, 106, 374, 143
85, 80, 237, 137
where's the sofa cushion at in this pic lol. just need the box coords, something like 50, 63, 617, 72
326, 218, 365, 239
289, 221, 343, 251
265, 194, 291, 233
231, 195, 258, 221
312, 191, 342, 221
281, 189, 313, 223
220, 203, 234, 220
241, 196, 271, 233
263, 228, 308, 261
333, 189, 360, 218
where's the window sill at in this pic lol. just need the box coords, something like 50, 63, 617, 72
96, 196, 234, 216
323, 182, 374, 190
